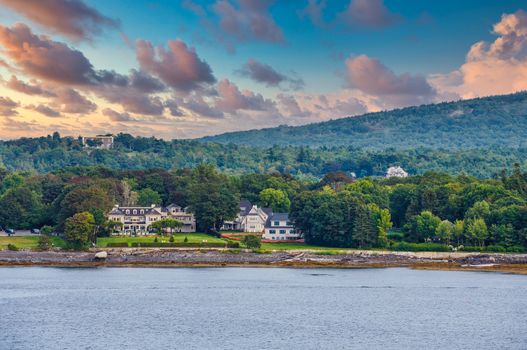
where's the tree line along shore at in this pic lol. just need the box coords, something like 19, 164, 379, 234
2, 163, 527, 254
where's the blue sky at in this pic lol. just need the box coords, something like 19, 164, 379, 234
0, 0, 526, 139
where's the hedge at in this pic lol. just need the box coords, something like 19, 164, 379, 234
106, 242, 129, 248
129, 241, 239, 248
390, 242, 451, 252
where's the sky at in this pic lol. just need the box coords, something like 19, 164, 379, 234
0, 0, 526, 140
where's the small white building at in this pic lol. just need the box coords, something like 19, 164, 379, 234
386, 166, 408, 178
263, 213, 301, 241
82, 135, 114, 149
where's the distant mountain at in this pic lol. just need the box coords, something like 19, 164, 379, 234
200, 92, 527, 149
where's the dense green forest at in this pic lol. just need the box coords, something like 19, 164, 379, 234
2, 132, 527, 178
201, 92, 527, 148
2, 164, 527, 252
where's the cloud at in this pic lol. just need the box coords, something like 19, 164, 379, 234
181, 96, 224, 119
0, 23, 108, 85
338, 0, 402, 28
53, 88, 96, 114
299, 0, 327, 28
102, 108, 135, 122
277, 94, 311, 118
215, 79, 276, 113
136, 39, 216, 92
0, 0, 119, 41
0, 96, 19, 116
5, 75, 54, 96
345, 55, 436, 106
129, 69, 166, 93
28, 104, 61, 117
238, 59, 304, 90
213, 0, 284, 44
431, 10, 527, 99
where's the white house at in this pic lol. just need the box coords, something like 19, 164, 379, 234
82, 135, 114, 149
386, 166, 408, 178
108, 204, 196, 235
263, 213, 301, 241
222, 199, 272, 233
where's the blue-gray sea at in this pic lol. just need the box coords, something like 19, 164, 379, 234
0, 267, 526, 350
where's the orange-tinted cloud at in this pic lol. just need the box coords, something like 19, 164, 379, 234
0, 0, 118, 41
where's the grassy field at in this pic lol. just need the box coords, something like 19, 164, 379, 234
0, 236, 65, 250
260, 242, 344, 251
96, 233, 227, 247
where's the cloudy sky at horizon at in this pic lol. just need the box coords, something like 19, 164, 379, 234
0, 0, 526, 140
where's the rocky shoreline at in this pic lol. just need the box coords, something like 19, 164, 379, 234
1, 248, 527, 273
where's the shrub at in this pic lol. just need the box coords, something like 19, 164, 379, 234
169, 235, 175, 243
226, 241, 240, 248
241, 235, 261, 249
154, 237, 159, 243
130, 242, 229, 248
184, 236, 188, 243
38, 235, 52, 250
106, 242, 129, 248
388, 232, 404, 242
7, 244, 18, 251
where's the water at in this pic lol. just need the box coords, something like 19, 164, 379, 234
0, 267, 526, 350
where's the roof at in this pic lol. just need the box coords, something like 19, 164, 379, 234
265, 213, 293, 228
239, 199, 252, 215
109, 206, 163, 216
262, 208, 273, 216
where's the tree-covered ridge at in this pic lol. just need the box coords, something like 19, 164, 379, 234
201, 92, 527, 148
2, 132, 527, 178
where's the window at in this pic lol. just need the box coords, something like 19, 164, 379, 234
286, 221, 292, 226
279, 230, 286, 234
269, 230, 276, 234
290, 230, 296, 234
133, 210, 137, 215
140, 210, 144, 214
273, 221, 280, 226
126, 210, 130, 214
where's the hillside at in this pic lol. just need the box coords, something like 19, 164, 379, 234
200, 92, 527, 148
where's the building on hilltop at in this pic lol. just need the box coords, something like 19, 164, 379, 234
263, 213, 301, 241
386, 166, 408, 178
82, 134, 114, 149
108, 204, 196, 235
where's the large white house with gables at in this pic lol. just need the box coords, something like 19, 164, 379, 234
108, 204, 196, 235
224, 199, 302, 240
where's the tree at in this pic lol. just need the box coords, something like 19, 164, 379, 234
64, 212, 95, 249
137, 188, 162, 206
436, 220, 454, 244
452, 220, 464, 245
405, 211, 441, 242
187, 165, 239, 232
259, 188, 291, 212
241, 235, 261, 249
465, 200, 490, 221
369, 204, 392, 248
352, 204, 377, 248
38, 235, 52, 250
466, 218, 488, 247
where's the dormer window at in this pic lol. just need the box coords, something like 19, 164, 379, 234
133, 210, 137, 215
140, 210, 144, 214
126, 210, 130, 214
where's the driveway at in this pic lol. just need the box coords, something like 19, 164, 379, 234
0, 230, 40, 236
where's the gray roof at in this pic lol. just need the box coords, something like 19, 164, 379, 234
265, 213, 293, 228
239, 199, 252, 215
109, 207, 162, 216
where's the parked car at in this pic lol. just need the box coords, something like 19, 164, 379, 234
5, 228, 15, 235
30, 228, 40, 234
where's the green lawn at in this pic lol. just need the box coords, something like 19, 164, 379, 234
0, 236, 65, 250
96, 233, 227, 247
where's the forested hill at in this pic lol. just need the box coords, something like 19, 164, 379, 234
200, 92, 527, 148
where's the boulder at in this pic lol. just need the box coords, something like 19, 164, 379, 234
94, 251, 108, 260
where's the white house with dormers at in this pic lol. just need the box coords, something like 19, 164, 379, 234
263, 213, 301, 241
108, 203, 196, 235
222, 199, 272, 233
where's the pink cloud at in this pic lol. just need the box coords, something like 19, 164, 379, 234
238, 59, 304, 90
338, 0, 402, 28
136, 39, 216, 92
28, 104, 61, 117
216, 79, 276, 113
5, 75, 55, 96
0, 96, 19, 116
0, 0, 119, 41
213, 0, 284, 43
345, 55, 436, 106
